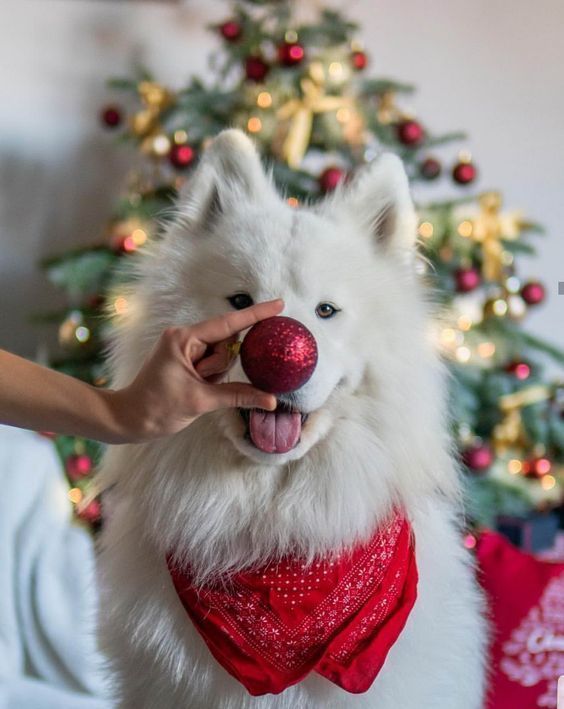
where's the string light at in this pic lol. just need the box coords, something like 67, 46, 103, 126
477, 341, 496, 358
457, 220, 473, 238
131, 228, 147, 247
508, 459, 522, 475
492, 299, 508, 316
287, 197, 299, 208
114, 296, 129, 315
328, 62, 344, 80
68, 488, 83, 504
247, 117, 262, 133
456, 346, 471, 363
75, 326, 91, 343
457, 316, 473, 331
152, 135, 171, 156
540, 474, 556, 490
418, 222, 434, 239
173, 130, 188, 144
257, 91, 272, 108
463, 533, 477, 549
285, 29, 298, 43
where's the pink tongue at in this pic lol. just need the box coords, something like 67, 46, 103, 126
249, 410, 302, 453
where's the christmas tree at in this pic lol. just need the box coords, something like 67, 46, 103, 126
40, 0, 564, 532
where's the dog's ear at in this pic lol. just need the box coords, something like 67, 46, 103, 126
331, 153, 417, 253
177, 129, 272, 228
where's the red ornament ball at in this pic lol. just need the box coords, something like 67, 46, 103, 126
505, 361, 531, 380
351, 50, 368, 70
240, 316, 318, 395
66, 454, 93, 481
169, 143, 195, 170
278, 42, 305, 66
521, 280, 545, 306
101, 106, 122, 128
245, 55, 269, 82
419, 157, 442, 180
220, 20, 242, 42
454, 266, 481, 293
452, 161, 477, 185
462, 443, 493, 473
78, 499, 102, 525
319, 166, 345, 192
396, 119, 425, 146
522, 456, 552, 478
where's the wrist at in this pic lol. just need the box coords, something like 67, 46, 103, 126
99, 387, 149, 444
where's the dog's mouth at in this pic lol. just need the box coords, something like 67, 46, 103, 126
239, 403, 309, 454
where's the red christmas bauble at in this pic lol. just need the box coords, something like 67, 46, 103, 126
452, 161, 477, 185
454, 267, 481, 293
240, 316, 318, 395
505, 361, 531, 380
522, 456, 552, 478
78, 499, 102, 524
245, 55, 270, 82
169, 144, 195, 169
101, 106, 122, 128
351, 50, 368, 70
220, 20, 242, 42
520, 280, 545, 305
462, 443, 493, 472
319, 166, 345, 192
419, 157, 442, 180
396, 120, 425, 146
66, 453, 93, 481
278, 42, 305, 66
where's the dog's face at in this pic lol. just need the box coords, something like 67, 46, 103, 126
167, 130, 418, 465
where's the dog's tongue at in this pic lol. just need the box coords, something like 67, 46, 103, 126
249, 410, 301, 454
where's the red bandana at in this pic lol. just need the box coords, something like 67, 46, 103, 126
167, 513, 417, 696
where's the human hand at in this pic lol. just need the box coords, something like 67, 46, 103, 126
108, 299, 284, 442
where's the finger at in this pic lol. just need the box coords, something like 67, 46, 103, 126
191, 299, 284, 345
201, 382, 277, 412
195, 336, 239, 377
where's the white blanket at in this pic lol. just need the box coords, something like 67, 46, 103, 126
0, 425, 111, 708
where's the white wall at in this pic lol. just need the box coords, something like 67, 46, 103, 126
1, 0, 563, 359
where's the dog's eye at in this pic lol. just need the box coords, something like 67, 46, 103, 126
316, 302, 340, 319
227, 293, 254, 310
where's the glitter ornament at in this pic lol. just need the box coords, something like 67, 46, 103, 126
240, 316, 318, 394
319, 166, 345, 192
521, 280, 545, 306
454, 266, 481, 293
77, 499, 102, 524
169, 143, 195, 169
351, 50, 368, 70
452, 160, 477, 185
66, 453, 93, 481
220, 20, 242, 42
462, 443, 493, 472
101, 106, 122, 128
396, 119, 424, 146
419, 157, 442, 180
245, 55, 269, 82
278, 41, 305, 66
505, 361, 531, 381
522, 456, 552, 478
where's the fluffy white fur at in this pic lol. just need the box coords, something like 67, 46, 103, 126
97, 129, 488, 708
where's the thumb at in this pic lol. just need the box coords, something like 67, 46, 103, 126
207, 382, 277, 412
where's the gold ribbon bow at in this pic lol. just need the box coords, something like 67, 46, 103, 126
277, 63, 351, 168
130, 81, 173, 139
470, 192, 523, 282
493, 385, 551, 454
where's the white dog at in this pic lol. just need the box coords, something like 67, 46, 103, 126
97, 129, 487, 708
